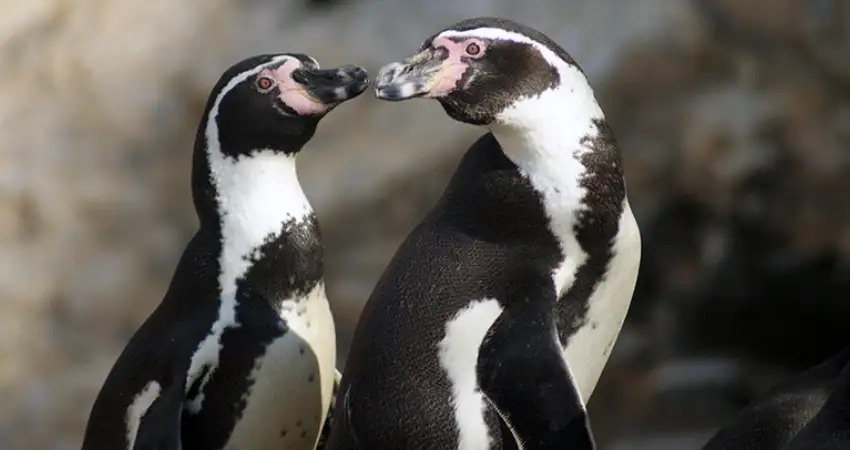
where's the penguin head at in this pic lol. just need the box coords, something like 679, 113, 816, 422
204, 53, 369, 157
373, 17, 590, 127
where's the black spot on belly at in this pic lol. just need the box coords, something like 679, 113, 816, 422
308, 372, 315, 382
280, 429, 288, 437
296, 419, 302, 427
240, 214, 324, 314
300, 430, 308, 438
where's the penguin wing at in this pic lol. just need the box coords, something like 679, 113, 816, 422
82, 313, 193, 450
477, 272, 596, 450
127, 371, 187, 450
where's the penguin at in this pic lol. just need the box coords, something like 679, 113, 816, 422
80, 53, 368, 450
323, 17, 638, 449
701, 346, 850, 450
783, 353, 850, 450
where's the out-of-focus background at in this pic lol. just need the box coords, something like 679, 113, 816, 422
2, 0, 849, 448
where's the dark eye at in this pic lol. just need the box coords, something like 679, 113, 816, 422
256, 76, 274, 91
465, 42, 481, 56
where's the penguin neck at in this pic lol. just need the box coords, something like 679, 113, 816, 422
489, 80, 611, 241
194, 143, 315, 297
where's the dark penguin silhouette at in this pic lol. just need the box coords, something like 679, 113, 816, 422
80, 53, 368, 450
702, 346, 850, 450
325, 17, 638, 449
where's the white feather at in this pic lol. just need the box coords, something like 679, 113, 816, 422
438, 298, 504, 450
125, 381, 162, 450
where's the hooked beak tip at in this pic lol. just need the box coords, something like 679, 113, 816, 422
372, 63, 434, 101
373, 85, 405, 101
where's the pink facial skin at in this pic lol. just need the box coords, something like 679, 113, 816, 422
257, 59, 329, 116
428, 37, 487, 97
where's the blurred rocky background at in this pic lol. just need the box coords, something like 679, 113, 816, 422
1, 0, 849, 448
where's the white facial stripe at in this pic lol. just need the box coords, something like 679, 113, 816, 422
436, 28, 568, 75
208, 55, 294, 123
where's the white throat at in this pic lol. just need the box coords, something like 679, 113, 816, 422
208, 149, 312, 295
490, 67, 604, 275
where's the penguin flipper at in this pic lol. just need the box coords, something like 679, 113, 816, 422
477, 274, 596, 450
128, 374, 186, 450
316, 369, 342, 450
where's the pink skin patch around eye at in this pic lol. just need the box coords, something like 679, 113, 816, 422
260, 59, 329, 116
428, 37, 481, 96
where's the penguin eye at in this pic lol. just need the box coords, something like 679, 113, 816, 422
465, 41, 482, 56
256, 76, 275, 92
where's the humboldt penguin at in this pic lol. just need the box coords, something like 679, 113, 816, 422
324, 17, 637, 449
81, 53, 368, 450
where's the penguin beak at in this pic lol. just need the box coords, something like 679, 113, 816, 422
373, 48, 451, 101
290, 65, 370, 105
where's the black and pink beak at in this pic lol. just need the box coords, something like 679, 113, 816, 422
373, 47, 455, 101
292, 65, 370, 105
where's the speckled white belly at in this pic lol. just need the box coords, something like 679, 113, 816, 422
225, 282, 337, 450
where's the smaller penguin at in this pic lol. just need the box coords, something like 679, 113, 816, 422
80, 53, 368, 450
702, 346, 850, 450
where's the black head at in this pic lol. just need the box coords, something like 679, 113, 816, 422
373, 17, 583, 125
201, 53, 369, 157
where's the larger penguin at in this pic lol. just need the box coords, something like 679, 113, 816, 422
80, 53, 368, 450
324, 17, 639, 449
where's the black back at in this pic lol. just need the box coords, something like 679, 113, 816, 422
81, 229, 220, 449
